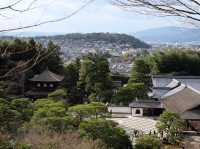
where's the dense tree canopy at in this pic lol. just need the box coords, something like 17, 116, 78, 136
0, 98, 33, 133
26, 40, 64, 78
48, 88, 67, 101
112, 83, 147, 105
79, 119, 132, 149
31, 99, 73, 132
129, 57, 152, 91
112, 56, 151, 105
138, 49, 200, 76
79, 53, 113, 102
11, 98, 33, 122
0, 38, 64, 97
69, 102, 108, 122
0, 38, 63, 78
156, 111, 185, 144
62, 59, 85, 104
0, 98, 21, 133
0, 38, 38, 78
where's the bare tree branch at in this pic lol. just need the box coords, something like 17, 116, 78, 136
0, 0, 95, 33
0, 0, 96, 80
0, 0, 24, 10
112, 0, 200, 23
0, 31, 71, 79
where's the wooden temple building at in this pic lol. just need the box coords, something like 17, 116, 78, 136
129, 100, 164, 117
162, 84, 200, 131
128, 76, 200, 132
25, 68, 64, 99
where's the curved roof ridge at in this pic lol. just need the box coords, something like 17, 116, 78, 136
48, 70, 63, 81
161, 83, 186, 99
187, 85, 200, 95
162, 84, 200, 114
165, 79, 180, 89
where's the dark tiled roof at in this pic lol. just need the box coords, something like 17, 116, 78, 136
153, 75, 200, 79
152, 87, 171, 99
129, 100, 163, 109
151, 79, 180, 99
152, 75, 200, 91
29, 69, 64, 82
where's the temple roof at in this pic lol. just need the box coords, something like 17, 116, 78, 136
152, 75, 200, 91
129, 100, 163, 109
162, 84, 200, 115
29, 69, 64, 82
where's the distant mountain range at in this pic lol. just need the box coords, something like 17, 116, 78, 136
134, 26, 200, 43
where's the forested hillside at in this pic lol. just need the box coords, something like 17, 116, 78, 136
34, 33, 150, 59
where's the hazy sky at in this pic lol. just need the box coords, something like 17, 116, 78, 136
0, 0, 187, 34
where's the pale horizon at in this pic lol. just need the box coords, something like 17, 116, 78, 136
0, 0, 190, 35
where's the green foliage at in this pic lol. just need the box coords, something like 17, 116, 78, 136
114, 56, 153, 105
135, 135, 161, 149
11, 98, 33, 122
139, 49, 200, 75
129, 57, 152, 92
112, 83, 147, 105
156, 111, 185, 144
26, 40, 64, 78
14, 143, 32, 149
31, 99, 73, 132
69, 102, 108, 122
0, 39, 38, 77
79, 53, 113, 102
45, 41, 64, 73
62, 59, 84, 104
63, 59, 80, 89
46, 33, 150, 48
0, 38, 64, 97
79, 119, 132, 149
0, 98, 21, 133
0, 98, 33, 133
48, 89, 67, 100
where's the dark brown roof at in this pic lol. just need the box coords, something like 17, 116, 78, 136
29, 69, 64, 82
162, 84, 200, 114
129, 100, 163, 109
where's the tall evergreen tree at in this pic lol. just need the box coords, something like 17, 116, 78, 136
129, 57, 152, 95
62, 59, 85, 104
79, 53, 113, 102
